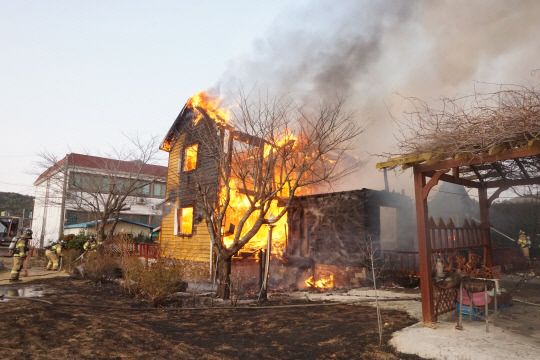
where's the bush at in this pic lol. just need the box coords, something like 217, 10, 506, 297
83, 252, 121, 283
61, 249, 82, 274
63, 230, 88, 254
133, 232, 152, 244
121, 257, 186, 306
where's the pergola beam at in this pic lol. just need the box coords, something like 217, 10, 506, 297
514, 158, 530, 179
484, 176, 540, 188
416, 146, 540, 173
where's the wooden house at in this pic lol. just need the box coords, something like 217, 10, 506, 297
159, 102, 221, 270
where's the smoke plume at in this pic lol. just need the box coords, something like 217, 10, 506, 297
218, 0, 540, 194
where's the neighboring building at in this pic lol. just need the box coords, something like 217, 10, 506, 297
32, 153, 167, 247
63, 218, 154, 238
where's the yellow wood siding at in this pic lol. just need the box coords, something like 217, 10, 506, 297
160, 135, 212, 262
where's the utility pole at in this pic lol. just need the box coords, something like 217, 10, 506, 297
58, 154, 69, 239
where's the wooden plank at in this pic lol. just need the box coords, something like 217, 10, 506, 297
413, 169, 435, 324
437, 173, 482, 188
484, 176, 540, 188
514, 158, 530, 179
469, 165, 485, 185
488, 143, 510, 155
478, 187, 493, 267
416, 146, 540, 173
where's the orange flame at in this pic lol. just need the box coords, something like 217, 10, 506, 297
187, 91, 229, 126
186, 91, 318, 258
305, 275, 334, 289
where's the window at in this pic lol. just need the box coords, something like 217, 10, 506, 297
153, 183, 165, 197
183, 144, 198, 171
178, 207, 194, 235
379, 206, 398, 251
135, 182, 150, 196
70, 173, 109, 192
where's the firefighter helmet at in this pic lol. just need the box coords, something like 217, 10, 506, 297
21, 228, 33, 239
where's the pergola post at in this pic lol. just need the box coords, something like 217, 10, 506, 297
413, 168, 435, 323
478, 187, 493, 267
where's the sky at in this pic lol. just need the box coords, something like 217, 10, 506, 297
2, 0, 540, 198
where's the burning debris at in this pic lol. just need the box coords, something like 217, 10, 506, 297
305, 274, 334, 290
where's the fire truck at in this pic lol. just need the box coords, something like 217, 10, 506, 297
0, 216, 22, 247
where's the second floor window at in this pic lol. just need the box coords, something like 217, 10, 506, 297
183, 144, 198, 172
153, 183, 165, 197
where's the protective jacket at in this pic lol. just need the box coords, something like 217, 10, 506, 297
83, 240, 102, 252
12, 237, 29, 258
45, 242, 64, 270
10, 236, 29, 281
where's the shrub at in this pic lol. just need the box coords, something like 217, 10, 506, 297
63, 230, 87, 254
61, 249, 82, 274
83, 252, 121, 283
133, 232, 152, 244
121, 257, 186, 307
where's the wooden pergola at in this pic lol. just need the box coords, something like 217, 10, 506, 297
377, 143, 540, 323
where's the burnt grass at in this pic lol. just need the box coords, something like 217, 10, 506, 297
0, 277, 426, 360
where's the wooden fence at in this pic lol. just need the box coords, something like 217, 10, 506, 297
103, 242, 159, 261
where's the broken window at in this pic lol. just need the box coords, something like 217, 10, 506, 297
178, 207, 194, 235
183, 144, 198, 172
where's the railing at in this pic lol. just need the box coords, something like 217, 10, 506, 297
427, 217, 489, 269
103, 242, 159, 260
137, 243, 159, 259
428, 217, 485, 251
380, 250, 419, 275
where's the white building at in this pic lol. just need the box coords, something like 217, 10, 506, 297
32, 153, 167, 247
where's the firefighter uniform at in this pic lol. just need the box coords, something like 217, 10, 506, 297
83, 237, 102, 252
10, 230, 32, 282
45, 242, 63, 270
518, 231, 531, 260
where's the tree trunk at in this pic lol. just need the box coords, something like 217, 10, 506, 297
216, 255, 232, 299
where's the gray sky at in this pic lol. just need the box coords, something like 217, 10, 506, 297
2, 0, 540, 197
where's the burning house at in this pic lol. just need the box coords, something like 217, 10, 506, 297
159, 92, 415, 293
285, 189, 415, 288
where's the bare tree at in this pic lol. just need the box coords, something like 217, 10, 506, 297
35, 134, 165, 245
358, 236, 386, 346
185, 90, 367, 299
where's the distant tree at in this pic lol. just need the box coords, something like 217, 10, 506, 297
0, 192, 34, 219
490, 196, 540, 250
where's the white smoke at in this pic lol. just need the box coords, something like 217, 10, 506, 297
217, 0, 540, 195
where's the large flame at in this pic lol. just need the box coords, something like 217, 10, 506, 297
187, 91, 229, 127
222, 180, 289, 257
188, 91, 316, 258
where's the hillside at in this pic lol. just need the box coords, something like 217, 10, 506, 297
0, 192, 34, 217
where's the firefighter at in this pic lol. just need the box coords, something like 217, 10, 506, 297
83, 235, 101, 252
518, 230, 531, 260
10, 228, 32, 282
45, 240, 65, 270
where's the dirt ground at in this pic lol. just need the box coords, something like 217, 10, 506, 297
0, 256, 425, 360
